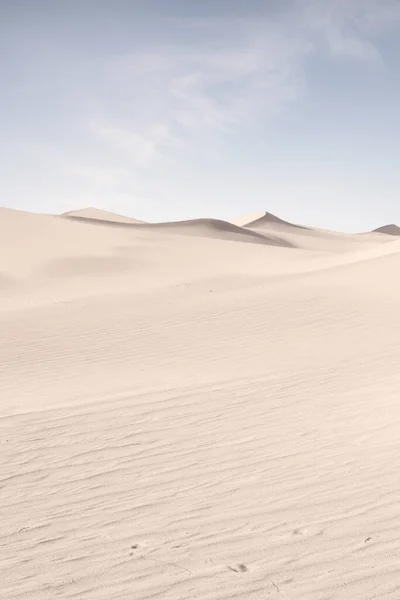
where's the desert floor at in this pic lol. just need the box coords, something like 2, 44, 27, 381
1, 207, 400, 599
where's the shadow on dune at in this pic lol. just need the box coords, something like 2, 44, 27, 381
63, 216, 297, 248
244, 211, 309, 231
371, 224, 400, 236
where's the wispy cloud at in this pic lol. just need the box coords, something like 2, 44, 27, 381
298, 0, 400, 64
2, 0, 400, 221
88, 0, 399, 172
90, 121, 175, 168
92, 36, 307, 166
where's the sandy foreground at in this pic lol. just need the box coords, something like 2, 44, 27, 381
1, 206, 400, 599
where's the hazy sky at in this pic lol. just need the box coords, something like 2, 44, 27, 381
1, 0, 400, 230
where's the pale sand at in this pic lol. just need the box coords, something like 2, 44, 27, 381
62, 207, 146, 224
1, 206, 400, 599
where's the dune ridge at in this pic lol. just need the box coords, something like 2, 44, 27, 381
62, 207, 145, 224
61, 212, 296, 247
2, 205, 400, 600
137, 218, 297, 247
236, 210, 307, 230
372, 223, 400, 236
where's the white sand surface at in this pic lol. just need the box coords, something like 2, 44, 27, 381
2, 206, 400, 599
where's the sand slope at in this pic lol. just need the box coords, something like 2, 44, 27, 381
238, 210, 307, 230
62, 207, 145, 224
137, 218, 296, 247
62, 212, 294, 247
2, 207, 400, 599
372, 224, 400, 236
231, 210, 395, 254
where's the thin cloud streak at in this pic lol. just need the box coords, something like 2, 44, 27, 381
1, 0, 400, 225
90, 1, 398, 172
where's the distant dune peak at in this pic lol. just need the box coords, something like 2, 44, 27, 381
249, 211, 292, 225
372, 224, 400, 236
234, 210, 307, 230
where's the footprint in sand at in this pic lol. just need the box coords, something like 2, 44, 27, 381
228, 564, 248, 573
129, 544, 139, 556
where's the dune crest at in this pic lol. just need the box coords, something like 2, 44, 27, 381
61, 213, 295, 247
138, 218, 295, 247
372, 224, 400, 236
241, 210, 307, 230
62, 207, 145, 224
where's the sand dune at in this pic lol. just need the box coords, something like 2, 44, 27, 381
231, 210, 269, 227
239, 210, 307, 230
62, 207, 145, 224
137, 218, 296, 247
233, 209, 395, 254
61, 212, 296, 247
0, 206, 145, 279
372, 223, 400, 235
2, 205, 400, 600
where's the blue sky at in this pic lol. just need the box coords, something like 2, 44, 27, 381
1, 0, 400, 231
